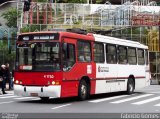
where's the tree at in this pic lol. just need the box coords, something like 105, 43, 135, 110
0, 37, 16, 68
1, 8, 20, 28
0, 8, 18, 67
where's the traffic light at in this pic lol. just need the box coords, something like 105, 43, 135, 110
23, 0, 31, 12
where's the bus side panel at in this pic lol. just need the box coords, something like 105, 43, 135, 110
61, 81, 79, 97
95, 64, 118, 94
134, 66, 147, 89
61, 62, 96, 97
90, 80, 96, 95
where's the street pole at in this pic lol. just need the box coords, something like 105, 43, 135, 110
54, 0, 56, 26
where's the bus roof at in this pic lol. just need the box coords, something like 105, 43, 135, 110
93, 34, 148, 49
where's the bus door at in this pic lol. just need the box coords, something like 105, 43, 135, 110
61, 38, 77, 96
62, 38, 76, 73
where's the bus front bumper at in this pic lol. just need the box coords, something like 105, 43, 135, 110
14, 84, 61, 98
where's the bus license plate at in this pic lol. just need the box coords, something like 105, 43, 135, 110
30, 93, 38, 96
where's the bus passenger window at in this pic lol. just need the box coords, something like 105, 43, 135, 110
106, 45, 117, 64
93, 43, 104, 63
118, 46, 127, 64
79, 55, 85, 61
138, 49, 145, 65
128, 48, 137, 65
78, 41, 91, 62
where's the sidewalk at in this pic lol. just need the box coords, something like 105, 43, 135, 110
0, 83, 14, 95
6, 90, 14, 94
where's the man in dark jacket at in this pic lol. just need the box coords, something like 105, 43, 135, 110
5, 63, 13, 90
0, 65, 7, 94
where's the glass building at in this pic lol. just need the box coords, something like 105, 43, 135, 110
17, 0, 160, 84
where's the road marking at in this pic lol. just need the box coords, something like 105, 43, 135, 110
0, 94, 13, 97
51, 104, 72, 110
132, 96, 160, 105
89, 95, 129, 103
150, 92, 160, 94
154, 103, 160, 106
0, 101, 14, 105
0, 96, 18, 99
14, 97, 37, 100
111, 94, 153, 104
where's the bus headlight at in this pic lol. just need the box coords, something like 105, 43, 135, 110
52, 81, 55, 85
51, 81, 60, 85
15, 80, 19, 84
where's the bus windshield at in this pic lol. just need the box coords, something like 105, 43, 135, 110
16, 42, 60, 71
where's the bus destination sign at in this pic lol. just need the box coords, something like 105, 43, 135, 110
18, 33, 59, 41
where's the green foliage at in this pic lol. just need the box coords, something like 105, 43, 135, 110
0, 39, 16, 67
20, 25, 30, 33
1, 8, 20, 28
20, 25, 47, 33
37, 0, 48, 2
67, 0, 87, 3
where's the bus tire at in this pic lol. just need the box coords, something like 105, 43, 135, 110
126, 78, 134, 95
40, 97, 49, 102
78, 80, 89, 101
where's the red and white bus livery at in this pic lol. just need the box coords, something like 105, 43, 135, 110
14, 31, 150, 100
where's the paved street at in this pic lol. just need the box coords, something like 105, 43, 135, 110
0, 85, 160, 113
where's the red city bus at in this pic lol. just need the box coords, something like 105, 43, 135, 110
14, 31, 150, 101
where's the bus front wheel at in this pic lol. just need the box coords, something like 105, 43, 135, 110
126, 78, 134, 95
78, 80, 89, 101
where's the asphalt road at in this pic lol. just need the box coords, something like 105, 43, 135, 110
0, 85, 160, 118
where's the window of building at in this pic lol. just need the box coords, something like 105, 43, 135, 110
93, 43, 104, 63
106, 44, 117, 64
78, 41, 91, 62
128, 48, 137, 65
118, 46, 127, 64
138, 49, 145, 65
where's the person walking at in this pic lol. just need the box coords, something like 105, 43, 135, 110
0, 65, 7, 94
5, 63, 13, 90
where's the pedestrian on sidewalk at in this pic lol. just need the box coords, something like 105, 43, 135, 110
5, 63, 13, 90
0, 65, 7, 94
